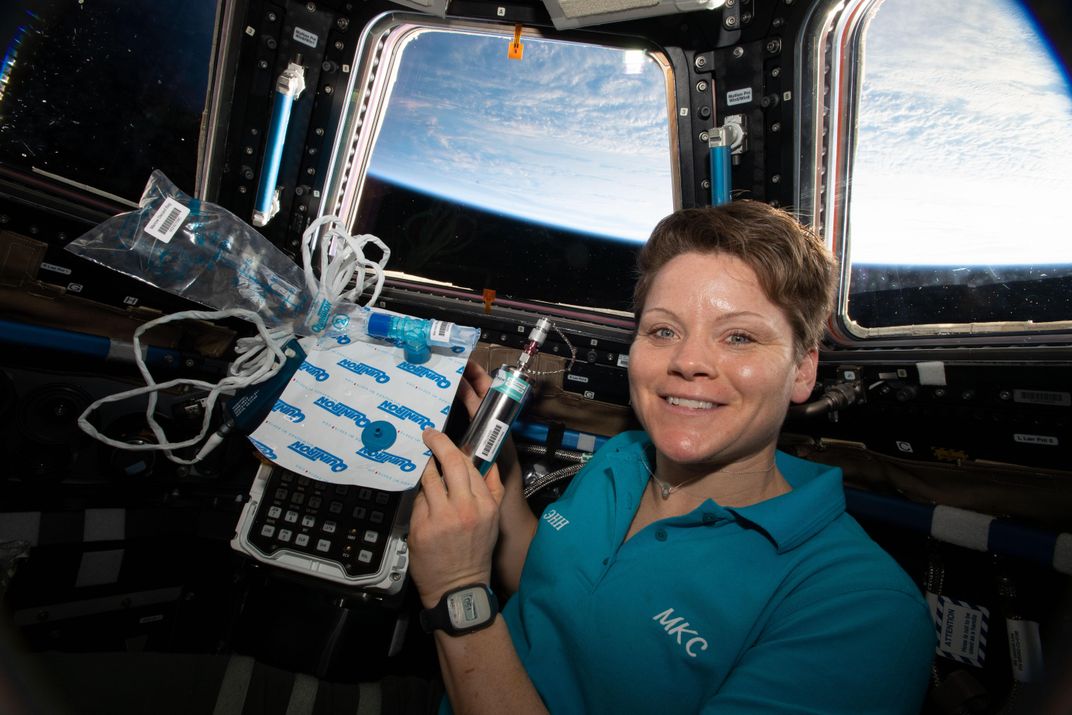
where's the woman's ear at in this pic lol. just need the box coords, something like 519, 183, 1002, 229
790, 348, 819, 404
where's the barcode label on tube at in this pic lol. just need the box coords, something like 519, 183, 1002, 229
429, 320, 451, 345
476, 419, 508, 462
144, 198, 190, 243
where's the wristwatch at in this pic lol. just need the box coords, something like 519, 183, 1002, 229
419, 583, 499, 636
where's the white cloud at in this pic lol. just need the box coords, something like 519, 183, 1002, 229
852, 0, 1072, 266
368, 29, 674, 241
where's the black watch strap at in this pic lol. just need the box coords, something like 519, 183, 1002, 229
419, 583, 499, 636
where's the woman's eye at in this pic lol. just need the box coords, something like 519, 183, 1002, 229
652, 326, 676, 339
727, 332, 754, 345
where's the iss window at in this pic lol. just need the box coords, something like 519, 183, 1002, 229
802, 0, 1072, 342
0, 0, 215, 203
326, 18, 676, 317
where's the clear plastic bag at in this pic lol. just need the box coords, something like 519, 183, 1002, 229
66, 171, 311, 331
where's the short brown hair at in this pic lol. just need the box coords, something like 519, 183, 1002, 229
633, 201, 837, 354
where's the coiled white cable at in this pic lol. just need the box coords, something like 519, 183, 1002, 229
77, 216, 389, 465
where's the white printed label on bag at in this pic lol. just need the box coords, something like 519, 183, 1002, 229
144, 198, 191, 244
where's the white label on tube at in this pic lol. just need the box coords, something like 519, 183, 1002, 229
144, 198, 190, 244
429, 320, 452, 345
476, 418, 509, 462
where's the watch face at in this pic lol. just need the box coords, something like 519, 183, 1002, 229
447, 587, 492, 629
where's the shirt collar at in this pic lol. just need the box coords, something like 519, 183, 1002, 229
611, 432, 845, 554
725, 451, 845, 553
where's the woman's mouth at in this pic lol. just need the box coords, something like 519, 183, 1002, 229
665, 395, 715, 410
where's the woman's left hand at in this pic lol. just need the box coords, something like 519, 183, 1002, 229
408, 428, 506, 609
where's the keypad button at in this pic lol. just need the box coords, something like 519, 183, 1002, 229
335, 485, 348, 496
363, 530, 379, 544
267, 506, 282, 519
281, 472, 293, 483
308, 496, 322, 509
260, 524, 276, 538
358, 550, 373, 563
291, 492, 305, 505
323, 521, 337, 534
298, 476, 310, 487
284, 511, 299, 523
370, 511, 384, 524
375, 492, 389, 505
301, 515, 316, 528
316, 539, 332, 553
329, 501, 343, 514
278, 529, 293, 543
274, 488, 288, 500
352, 506, 367, 520
295, 533, 310, 547
358, 488, 372, 501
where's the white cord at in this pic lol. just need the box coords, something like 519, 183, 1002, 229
301, 215, 391, 313
77, 216, 389, 465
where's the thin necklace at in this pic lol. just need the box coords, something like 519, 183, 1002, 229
641, 458, 778, 500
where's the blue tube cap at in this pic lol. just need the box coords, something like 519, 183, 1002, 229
361, 421, 397, 451
367, 312, 393, 339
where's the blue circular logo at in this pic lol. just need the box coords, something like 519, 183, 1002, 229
332, 314, 350, 330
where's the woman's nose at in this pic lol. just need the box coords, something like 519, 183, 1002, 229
667, 336, 717, 379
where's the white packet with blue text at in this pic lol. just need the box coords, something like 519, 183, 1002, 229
248, 323, 471, 490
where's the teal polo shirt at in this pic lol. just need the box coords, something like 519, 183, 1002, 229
492, 431, 934, 714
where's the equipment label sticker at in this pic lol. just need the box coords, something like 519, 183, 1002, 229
726, 88, 752, 106
1013, 389, 1070, 407
491, 370, 528, 402
1007, 619, 1044, 683
40, 262, 71, 275
144, 198, 190, 244
934, 596, 988, 667
293, 27, 319, 49
1014, 433, 1059, 446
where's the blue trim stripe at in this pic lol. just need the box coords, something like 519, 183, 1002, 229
844, 487, 1071, 576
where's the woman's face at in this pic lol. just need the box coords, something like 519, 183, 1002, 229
628, 251, 817, 469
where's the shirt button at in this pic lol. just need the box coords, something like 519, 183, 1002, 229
655, 529, 667, 541
602, 557, 609, 565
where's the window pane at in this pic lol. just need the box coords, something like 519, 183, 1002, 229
352, 28, 674, 315
0, 0, 216, 201
848, 0, 1072, 332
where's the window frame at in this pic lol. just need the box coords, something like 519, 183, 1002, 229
795, 0, 1072, 349
318, 12, 681, 326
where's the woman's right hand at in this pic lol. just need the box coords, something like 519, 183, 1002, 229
408, 427, 505, 609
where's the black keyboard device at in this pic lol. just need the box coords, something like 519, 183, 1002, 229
232, 463, 413, 594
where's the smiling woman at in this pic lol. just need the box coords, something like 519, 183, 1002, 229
407, 200, 937, 715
